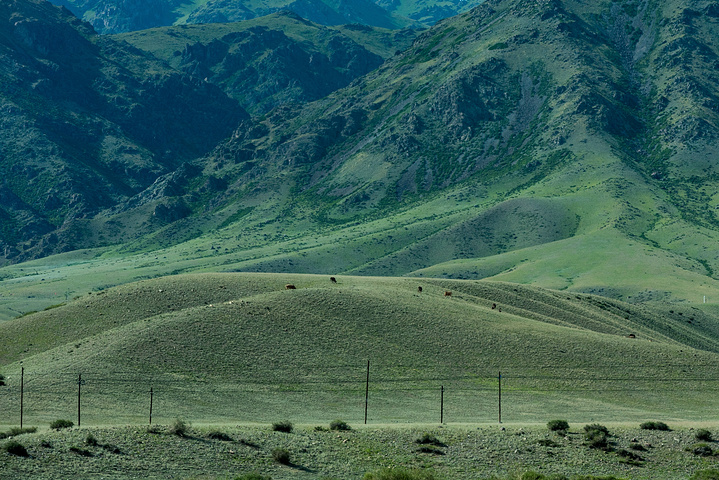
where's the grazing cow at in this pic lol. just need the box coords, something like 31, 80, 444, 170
418, 286, 423, 293
628, 333, 636, 339
492, 303, 497, 309
285, 284, 296, 290
444, 291, 452, 297
330, 277, 337, 283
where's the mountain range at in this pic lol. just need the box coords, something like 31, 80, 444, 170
1, 0, 719, 318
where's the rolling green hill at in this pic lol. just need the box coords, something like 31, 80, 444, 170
2, 273, 719, 426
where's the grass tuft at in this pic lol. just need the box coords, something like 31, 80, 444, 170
3, 440, 28, 457
640, 421, 669, 431
271, 421, 293, 433
50, 419, 74, 431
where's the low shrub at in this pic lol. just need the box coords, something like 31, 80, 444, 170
85, 433, 98, 446
696, 429, 714, 442
0, 374, 5, 386
170, 419, 190, 437
50, 419, 74, 431
640, 421, 669, 431
272, 421, 293, 433
415, 432, 446, 447
687, 443, 714, 457
547, 420, 569, 432
207, 431, 233, 441
147, 425, 164, 435
330, 419, 351, 431
363, 467, 440, 479
314, 426, 329, 432
629, 443, 647, 451
272, 447, 291, 465
584, 424, 610, 450
3, 440, 28, 457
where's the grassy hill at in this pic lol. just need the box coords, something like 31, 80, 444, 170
2, 273, 719, 427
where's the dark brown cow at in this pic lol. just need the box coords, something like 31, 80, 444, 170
492, 303, 497, 309
418, 286, 423, 293
285, 284, 296, 290
444, 291, 452, 297
330, 277, 337, 283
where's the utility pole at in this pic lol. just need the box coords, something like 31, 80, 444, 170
364, 360, 370, 425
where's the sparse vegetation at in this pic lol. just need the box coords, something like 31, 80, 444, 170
85, 433, 98, 446
234, 474, 273, 480
363, 467, 439, 480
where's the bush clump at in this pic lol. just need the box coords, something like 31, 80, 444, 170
640, 421, 669, 431
547, 420, 569, 432
85, 433, 98, 446
170, 419, 190, 437
687, 443, 714, 457
584, 424, 610, 450
0, 374, 5, 386
69, 446, 93, 457
272, 421, 293, 433
50, 419, 74, 431
415, 432, 446, 447
696, 429, 714, 442
329, 419, 351, 431
272, 447, 291, 465
363, 467, 440, 479
3, 440, 28, 457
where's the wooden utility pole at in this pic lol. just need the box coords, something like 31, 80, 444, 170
149, 387, 154, 425
440, 385, 444, 424
364, 360, 370, 424
498, 371, 502, 424
20, 367, 24, 429
77, 373, 82, 427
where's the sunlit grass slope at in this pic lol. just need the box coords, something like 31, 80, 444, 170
2, 273, 719, 426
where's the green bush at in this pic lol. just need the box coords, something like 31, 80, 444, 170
85, 433, 98, 446
691, 469, 719, 480
687, 443, 714, 457
584, 424, 610, 450
272, 447, 291, 465
170, 419, 190, 437
329, 419, 351, 431
50, 419, 74, 430
415, 432, 446, 446
363, 467, 440, 479
416, 445, 445, 455
696, 429, 714, 442
639, 421, 669, 431
547, 420, 569, 432
3, 440, 28, 457
0, 374, 5, 386
272, 421, 293, 433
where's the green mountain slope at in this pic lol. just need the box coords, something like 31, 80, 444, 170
67, 0, 717, 304
0, 0, 246, 260
115, 12, 415, 115
2, 273, 719, 424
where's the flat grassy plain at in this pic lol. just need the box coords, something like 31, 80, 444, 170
4, 423, 719, 479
